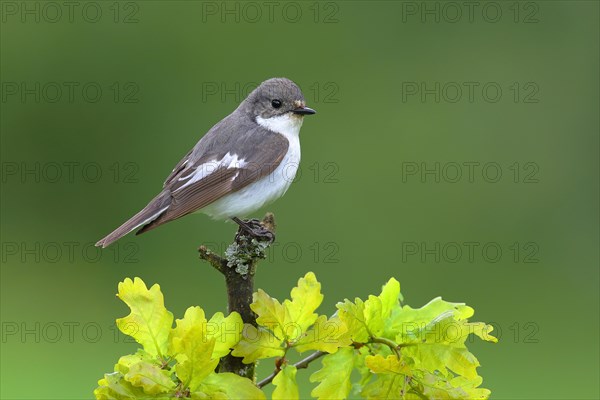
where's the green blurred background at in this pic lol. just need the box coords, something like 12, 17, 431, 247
1, 1, 598, 398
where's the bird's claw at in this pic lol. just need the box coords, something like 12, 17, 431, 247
233, 217, 275, 243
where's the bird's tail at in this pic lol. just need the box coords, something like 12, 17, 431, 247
95, 192, 170, 248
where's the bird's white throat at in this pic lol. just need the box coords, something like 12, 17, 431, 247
256, 113, 303, 139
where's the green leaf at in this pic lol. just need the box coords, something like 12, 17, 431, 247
360, 373, 406, 400
353, 346, 373, 394
114, 350, 156, 376
251, 272, 325, 343
206, 311, 244, 358
124, 362, 175, 395
231, 325, 285, 363
337, 298, 370, 343
364, 278, 403, 338
285, 271, 324, 333
169, 306, 243, 360
294, 315, 350, 353
169, 306, 207, 344
310, 347, 354, 399
236, 272, 339, 360
361, 354, 414, 399
388, 297, 476, 339
378, 278, 401, 320
251, 289, 290, 340
173, 330, 218, 391
95, 372, 150, 400
407, 372, 491, 399
337, 279, 401, 344
399, 313, 495, 379
404, 342, 480, 379
193, 372, 266, 399
170, 308, 219, 391
363, 295, 384, 337
116, 277, 173, 358
272, 365, 299, 400
365, 354, 411, 376
446, 375, 491, 399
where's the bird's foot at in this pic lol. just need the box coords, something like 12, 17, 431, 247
232, 217, 275, 243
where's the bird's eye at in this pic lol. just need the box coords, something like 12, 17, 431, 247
271, 99, 282, 109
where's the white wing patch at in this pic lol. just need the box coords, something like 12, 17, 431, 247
174, 152, 246, 193
174, 158, 189, 172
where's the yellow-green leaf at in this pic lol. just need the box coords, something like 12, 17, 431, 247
468, 321, 498, 343
397, 307, 497, 347
251, 289, 289, 340
365, 354, 411, 376
388, 297, 473, 339
378, 278, 401, 319
364, 295, 384, 337
337, 298, 370, 343
170, 306, 207, 343
116, 277, 173, 358
114, 350, 155, 376
310, 347, 354, 399
170, 306, 243, 360
285, 272, 324, 333
354, 346, 373, 389
361, 373, 406, 400
206, 311, 244, 358
124, 362, 175, 395
294, 315, 350, 353
354, 278, 402, 339
95, 372, 148, 399
404, 343, 480, 379
194, 372, 266, 399
172, 321, 219, 391
272, 365, 299, 400
414, 373, 491, 399
231, 325, 285, 363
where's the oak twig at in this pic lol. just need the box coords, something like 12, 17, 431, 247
370, 336, 402, 358
198, 212, 276, 380
257, 351, 326, 388
198, 246, 226, 274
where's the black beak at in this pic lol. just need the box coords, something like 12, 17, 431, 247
292, 106, 316, 115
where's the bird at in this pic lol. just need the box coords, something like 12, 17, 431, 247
95, 77, 316, 248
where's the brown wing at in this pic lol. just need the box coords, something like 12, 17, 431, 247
136, 132, 288, 234
163, 149, 193, 188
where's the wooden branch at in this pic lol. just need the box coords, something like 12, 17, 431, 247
257, 351, 326, 388
198, 212, 276, 381
198, 245, 227, 274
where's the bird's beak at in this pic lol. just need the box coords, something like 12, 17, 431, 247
292, 106, 316, 115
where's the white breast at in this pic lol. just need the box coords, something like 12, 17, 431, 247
200, 113, 303, 220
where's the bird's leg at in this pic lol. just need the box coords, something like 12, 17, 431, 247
231, 217, 275, 243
